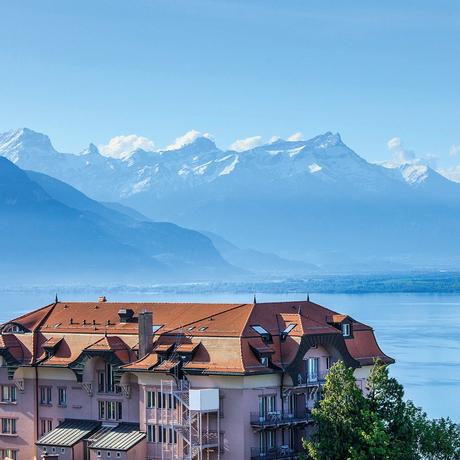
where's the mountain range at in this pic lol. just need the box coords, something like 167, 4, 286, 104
0, 156, 236, 283
2, 127, 460, 272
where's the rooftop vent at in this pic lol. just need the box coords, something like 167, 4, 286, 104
98, 296, 107, 303
118, 308, 134, 323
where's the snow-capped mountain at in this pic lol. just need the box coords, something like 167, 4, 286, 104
2, 127, 460, 269
0, 155, 236, 283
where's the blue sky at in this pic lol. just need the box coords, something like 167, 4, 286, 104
1, 0, 459, 172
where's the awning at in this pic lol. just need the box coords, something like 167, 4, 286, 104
89, 423, 146, 451
37, 419, 101, 447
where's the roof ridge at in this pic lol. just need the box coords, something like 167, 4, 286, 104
7, 302, 56, 326
238, 303, 257, 370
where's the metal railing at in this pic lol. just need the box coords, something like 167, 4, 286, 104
251, 446, 302, 459
250, 410, 313, 427
295, 370, 328, 386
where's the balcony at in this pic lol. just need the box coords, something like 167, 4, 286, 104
293, 370, 328, 388
250, 410, 313, 429
251, 446, 303, 459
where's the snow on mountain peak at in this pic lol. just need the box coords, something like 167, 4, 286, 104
0, 128, 56, 163
400, 163, 429, 185
81, 143, 100, 156
165, 130, 215, 152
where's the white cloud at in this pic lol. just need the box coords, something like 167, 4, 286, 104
99, 134, 155, 159
449, 144, 460, 157
268, 135, 281, 144
387, 137, 416, 165
438, 166, 460, 183
287, 132, 303, 141
166, 130, 213, 151
229, 135, 262, 152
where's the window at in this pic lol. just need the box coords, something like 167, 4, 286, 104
107, 452, 111, 458
40, 419, 53, 436
40, 386, 52, 405
146, 390, 155, 408
1, 386, 16, 403
251, 325, 269, 335
187, 326, 195, 331
98, 401, 122, 421
283, 323, 296, 335
198, 326, 207, 332
326, 356, 331, 370
61, 448, 66, 454
258, 394, 276, 418
250, 325, 273, 343
342, 323, 351, 337
97, 451, 101, 458
1, 418, 17, 435
98, 363, 116, 393
259, 430, 276, 453
58, 387, 67, 406
147, 424, 156, 443
260, 357, 269, 366
307, 357, 319, 382
116, 453, 121, 458
0, 449, 18, 459
152, 325, 163, 333
286, 393, 296, 416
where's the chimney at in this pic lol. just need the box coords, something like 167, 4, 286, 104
138, 311, 153, 358
98, 296, 107, 303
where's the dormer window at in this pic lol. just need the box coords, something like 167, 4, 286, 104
342, 323, 351, 337
251, 325, 273, 344
280, 323, 297, 341
251, 325, 268, 335
1, 324, 25, 334
152, 325, 162, 334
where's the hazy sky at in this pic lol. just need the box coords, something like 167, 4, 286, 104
1, 0, 459, 171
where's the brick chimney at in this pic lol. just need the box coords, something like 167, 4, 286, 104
138, 311, 153, 358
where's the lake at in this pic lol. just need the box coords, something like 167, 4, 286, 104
0, 288, 458, 421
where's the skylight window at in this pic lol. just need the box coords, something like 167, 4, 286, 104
283, 324, 296, 335
152, 325, 163, 334
187, 326, 195, 331
251, 325, 269, 335
198, 326, 208, 332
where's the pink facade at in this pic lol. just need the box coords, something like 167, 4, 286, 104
0, 299, 393, 460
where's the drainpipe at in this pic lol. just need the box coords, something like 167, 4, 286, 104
34, 365, 39, 448
275, 315, 285, 446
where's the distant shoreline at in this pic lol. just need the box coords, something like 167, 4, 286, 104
2, 272, 460, 294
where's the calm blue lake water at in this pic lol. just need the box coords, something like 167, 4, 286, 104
0, 288, 458, 420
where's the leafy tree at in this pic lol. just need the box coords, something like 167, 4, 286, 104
303, 361, 390, 460
367, 361, 420, 459
303, 360, 460, 460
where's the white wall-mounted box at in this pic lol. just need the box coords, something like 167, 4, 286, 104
189, 389, 219, 411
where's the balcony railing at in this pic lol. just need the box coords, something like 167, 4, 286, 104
294, 370, 328, 387
251, 446, 303, 459
250, 410, 313, 428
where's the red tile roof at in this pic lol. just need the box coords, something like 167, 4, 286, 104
1, 299, 393, 374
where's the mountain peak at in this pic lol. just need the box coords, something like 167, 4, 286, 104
165, 135, 217, 154
0, 128, 56, 163
312, 131, 342, 147
81, 143, 100, 156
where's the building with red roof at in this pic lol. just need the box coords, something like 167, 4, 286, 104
0, 298, 392, 460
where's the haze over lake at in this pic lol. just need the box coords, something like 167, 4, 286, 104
1, 288, 458, 421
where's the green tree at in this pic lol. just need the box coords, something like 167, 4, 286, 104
303, 360, 460, 460
367, 361, 420, 459
303, 361, 390, 460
